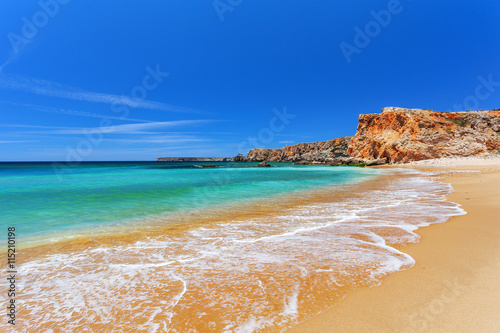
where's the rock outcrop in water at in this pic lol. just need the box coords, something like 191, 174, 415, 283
257, 161, 272, 167
349, 107, 500, 163
234, 107, 500, 165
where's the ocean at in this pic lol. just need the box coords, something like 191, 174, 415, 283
0, 162, 465, 332
0, 161, 377, 245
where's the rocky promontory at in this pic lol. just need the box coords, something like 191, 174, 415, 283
234, 107, 500, 165
233, 137, 376, 165
349, 107, 500, 163
156, 157, 234, 162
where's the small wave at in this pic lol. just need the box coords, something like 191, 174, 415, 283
2, 172, 465, 332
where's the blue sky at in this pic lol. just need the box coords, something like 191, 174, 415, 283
1, 0, 499, 161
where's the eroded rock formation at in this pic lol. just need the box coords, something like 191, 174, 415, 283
157, 157, 234, 162
238, 137, 353, 164
348, 107, 500, 163
231, 107, 500, 165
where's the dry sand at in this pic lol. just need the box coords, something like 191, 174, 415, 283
287, 158, 500, 333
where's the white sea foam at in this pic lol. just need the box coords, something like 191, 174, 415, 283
1, 171, 466, 332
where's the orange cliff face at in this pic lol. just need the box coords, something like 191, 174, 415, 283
348, 107, 500, 163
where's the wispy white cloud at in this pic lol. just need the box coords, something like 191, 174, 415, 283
0, 140, 38, 143
0, 73, 203, 114
0, 29, 36, 73
104, 134, 210, 144
1, 124, 72, 129
1, 120, 213, 135
0, 101, 154, 123
0, 57, 16, 73
26, 146, 215, 153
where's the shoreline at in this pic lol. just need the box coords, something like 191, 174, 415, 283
4, 166, 456, 332
4, 159, 499, 331
286, 158, 500, 332
9, 166, 383, 261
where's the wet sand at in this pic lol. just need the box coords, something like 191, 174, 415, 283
6, 168, 462, 332
287, 159, 500, 333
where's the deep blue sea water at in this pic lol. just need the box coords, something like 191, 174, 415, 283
0, 161, 379, 243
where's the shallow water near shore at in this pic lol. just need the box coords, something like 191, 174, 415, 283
0, 163, 465, 332
0, 161, 376, 248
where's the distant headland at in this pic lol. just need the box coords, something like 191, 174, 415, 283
156, 157, 234, 162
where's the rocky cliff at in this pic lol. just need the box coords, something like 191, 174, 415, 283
234, 107, 500, 165
348, 107, 500, 163
235, 137, 358, 164
156, 157, 234, 162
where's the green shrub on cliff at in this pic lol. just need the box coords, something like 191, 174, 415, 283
452, 119, 471, 127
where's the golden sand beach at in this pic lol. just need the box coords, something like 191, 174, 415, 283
287, 158, 500, 333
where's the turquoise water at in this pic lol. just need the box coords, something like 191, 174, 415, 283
0, 163, 468, 332
0, 162, 379, 242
